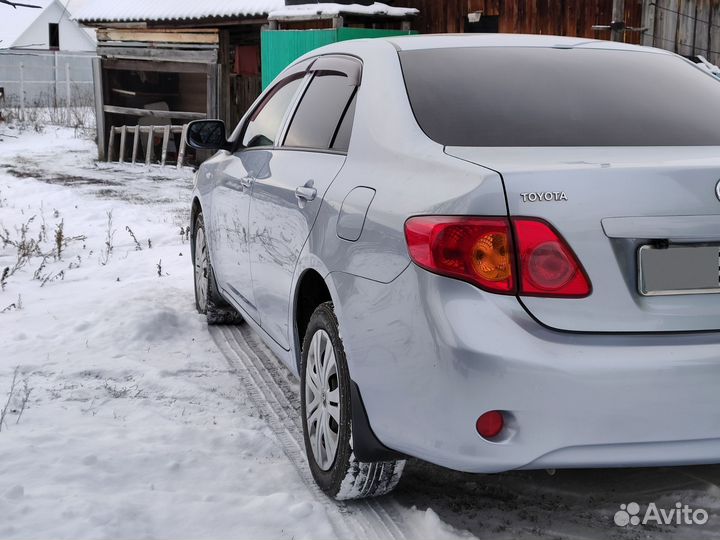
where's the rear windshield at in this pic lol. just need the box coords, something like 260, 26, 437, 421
399, 47, 720, 146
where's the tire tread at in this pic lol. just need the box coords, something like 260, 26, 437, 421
301, 301, 405, 500
193, 213, 243, 326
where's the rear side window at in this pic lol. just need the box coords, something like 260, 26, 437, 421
242, 74, 303, 148
284, 71, 356, 150
331, 92, 357, 151
400, 47, 720, 146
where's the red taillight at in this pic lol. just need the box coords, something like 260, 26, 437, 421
513, 218, 592, 298
404, 216, 515, 294
404, 216, 591, 298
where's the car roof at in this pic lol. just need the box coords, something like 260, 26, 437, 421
382, 33, 671, 55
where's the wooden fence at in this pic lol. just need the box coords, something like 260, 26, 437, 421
106, 124, 189, 169
642, 1, 720, 64
399, 0, 720, 63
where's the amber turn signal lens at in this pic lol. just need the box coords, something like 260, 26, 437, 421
470, 232, 512, 282
405, 216, 590, 298
405, 216, 515, 294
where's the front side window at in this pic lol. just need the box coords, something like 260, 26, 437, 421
242, 74, 304, 148
284, 70, 357, 150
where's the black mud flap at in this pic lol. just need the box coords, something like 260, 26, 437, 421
350, 380, 407, 462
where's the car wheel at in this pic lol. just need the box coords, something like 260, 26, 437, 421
193, 213, 242, 325
301, 301, 405, 500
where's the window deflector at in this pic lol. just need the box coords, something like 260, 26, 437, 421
310, 55, 362, 86
229, 58, 316, 151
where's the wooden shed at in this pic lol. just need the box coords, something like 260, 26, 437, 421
399, 1, 646, 43
74, 1, 416, 164
398, 0, 720, 65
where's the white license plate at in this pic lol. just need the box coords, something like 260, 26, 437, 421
638, 245, 720, 296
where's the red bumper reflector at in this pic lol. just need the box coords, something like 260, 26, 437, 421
476, 410, 504, 439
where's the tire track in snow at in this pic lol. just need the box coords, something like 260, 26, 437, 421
211, 324, 415, 540
233, 325, 414, 540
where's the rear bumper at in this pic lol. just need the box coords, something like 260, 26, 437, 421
330, 265, 720, 473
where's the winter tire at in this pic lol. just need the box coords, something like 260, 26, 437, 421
300, 301, 405, 500
193, 213, 243, 325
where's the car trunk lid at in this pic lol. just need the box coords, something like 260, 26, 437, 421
446, 146, 720, 333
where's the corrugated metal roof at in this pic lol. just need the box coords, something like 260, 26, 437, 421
73, 0, 285, 23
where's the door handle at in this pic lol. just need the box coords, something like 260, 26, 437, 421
295, 180, 317, 207
240, 176, 254, 189
295, 186, 317, 202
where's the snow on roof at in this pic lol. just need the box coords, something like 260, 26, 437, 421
268, 2, 417, 20
0, 0, 54, 48
73, 1, 415, 24
73, 0, 286, 23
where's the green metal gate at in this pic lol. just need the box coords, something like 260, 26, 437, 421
261, 28, 416, 89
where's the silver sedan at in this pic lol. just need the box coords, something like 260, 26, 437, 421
188, 34, 720, 500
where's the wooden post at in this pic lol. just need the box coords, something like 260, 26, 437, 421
611, 0, 625, 42
177, 123, 189, 169
107, 126, 116, 162
641, 1, 657, 47
65, 63, 71, 126
160, 125, 170, 166
145, 126, 154, 165
691, 2, 699, 56
92, 57, 106, 161
206, 62, 218, 120
118, 126, 127, 163
131, 125, 140, 164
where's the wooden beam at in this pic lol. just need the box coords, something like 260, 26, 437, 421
107, 126, 116, 162
111, 125, 184, 134
145, 126, 154, 165
103, 58, 213, 74
118, 125, 127, 163
177, 124, 189, 169
131, 125, 140, 164
97, 46, 217, 64
100, 27, 219, 34
103, 105, 206, 120
84, 22, 148, 29
97, 28, 220, 44
91, 57, 106, 161
207, 65, 219, 120
160, 126, 170, 167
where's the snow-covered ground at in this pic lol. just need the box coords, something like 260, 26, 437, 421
0, 126, 468, 540
0, 125, 719, 540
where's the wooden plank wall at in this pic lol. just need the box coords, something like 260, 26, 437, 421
644, 0, 720, 64
403, 0, 720, 62
404, 1, 644, 43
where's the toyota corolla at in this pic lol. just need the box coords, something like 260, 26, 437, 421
188, 34, 720, 500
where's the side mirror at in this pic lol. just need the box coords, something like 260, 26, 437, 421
186, 120, 228, 151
